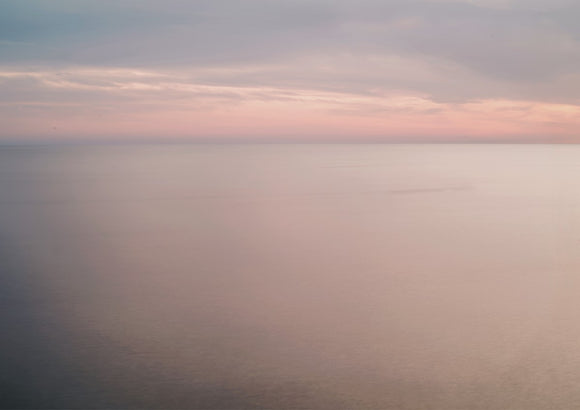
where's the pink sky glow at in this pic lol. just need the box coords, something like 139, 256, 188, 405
3, 0, 580, 143
2, 68, 580, 143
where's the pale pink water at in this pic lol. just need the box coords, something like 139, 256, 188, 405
1, 144, 579, 409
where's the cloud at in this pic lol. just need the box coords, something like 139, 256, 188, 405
1, 0, 580, 140
1, 66, 579, 143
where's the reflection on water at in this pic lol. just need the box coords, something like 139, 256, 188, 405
1, 144, 580, 409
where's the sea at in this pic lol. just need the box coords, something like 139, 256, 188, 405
1, 143, 580, 409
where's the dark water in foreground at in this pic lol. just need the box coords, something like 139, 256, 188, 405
1, 144, 580, 409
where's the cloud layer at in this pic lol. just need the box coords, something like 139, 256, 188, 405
2, 0, 580, 141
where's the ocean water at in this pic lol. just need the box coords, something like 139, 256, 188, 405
1, 143, 580, 409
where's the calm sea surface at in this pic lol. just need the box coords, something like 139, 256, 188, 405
1, 144, 580, 409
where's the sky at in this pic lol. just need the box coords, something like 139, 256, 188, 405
2, 0, 580, 143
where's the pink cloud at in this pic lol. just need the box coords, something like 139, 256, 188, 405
2, 68, 580, 142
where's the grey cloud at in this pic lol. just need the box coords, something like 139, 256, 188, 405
1, 0, 580, 103
0, 0, 340, 66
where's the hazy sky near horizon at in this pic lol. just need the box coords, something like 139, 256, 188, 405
2, 0, 580, 142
